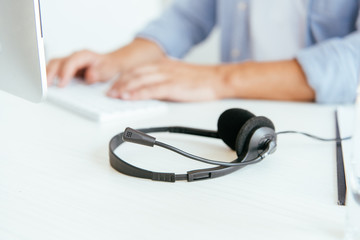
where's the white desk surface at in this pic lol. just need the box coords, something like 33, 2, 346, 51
0, 91, 354, 240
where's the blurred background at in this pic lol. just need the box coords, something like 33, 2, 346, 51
40, 0, 220, 64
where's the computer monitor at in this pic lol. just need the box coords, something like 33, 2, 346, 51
0, 0, 47, 103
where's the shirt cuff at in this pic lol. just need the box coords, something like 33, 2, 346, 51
296, 37, 359, 104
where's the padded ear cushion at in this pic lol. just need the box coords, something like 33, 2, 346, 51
235, 116, 275, 161
217, 108, 255, 150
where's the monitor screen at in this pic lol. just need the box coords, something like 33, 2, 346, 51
0, 0, 47, 103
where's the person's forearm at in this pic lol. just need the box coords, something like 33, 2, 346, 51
218, 59, 315, 102
109, 38, 165, 71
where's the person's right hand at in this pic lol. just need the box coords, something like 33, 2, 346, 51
46, 50, 121, 87
46, 39, 165, 88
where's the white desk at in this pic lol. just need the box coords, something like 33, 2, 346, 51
0, 91, 351, 240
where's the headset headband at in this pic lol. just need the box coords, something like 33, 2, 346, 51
109, 127, 247, 182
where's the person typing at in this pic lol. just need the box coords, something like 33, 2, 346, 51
47, 0, 360, 104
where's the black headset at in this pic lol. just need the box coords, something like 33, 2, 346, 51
109, 108, 277, 182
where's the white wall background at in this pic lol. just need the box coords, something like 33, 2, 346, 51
40, 0, 219, 64
184, 28, 220, 64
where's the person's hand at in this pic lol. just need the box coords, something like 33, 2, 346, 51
46, 50, 121, 87
107, 58, 228, 102
46, 38, 165, 88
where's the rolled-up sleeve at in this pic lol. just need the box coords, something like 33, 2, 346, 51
297, 31, 360, 104
136, 0, 217, 58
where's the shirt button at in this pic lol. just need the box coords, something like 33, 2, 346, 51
231, 49, 240, 59
238, 2, 247, 11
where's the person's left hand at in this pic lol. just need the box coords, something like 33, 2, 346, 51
106, 58, 227, 102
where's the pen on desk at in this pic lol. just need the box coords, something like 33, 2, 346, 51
335, 110, 346, 206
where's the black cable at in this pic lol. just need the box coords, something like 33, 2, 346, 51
154, 130, 350, 166
276, 131, 352, 141
154, 141, 264, 167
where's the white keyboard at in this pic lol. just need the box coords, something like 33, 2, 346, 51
46, 79, 167, 122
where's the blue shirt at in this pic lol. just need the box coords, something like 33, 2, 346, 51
137, 0, 360, 104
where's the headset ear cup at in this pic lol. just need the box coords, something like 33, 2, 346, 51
217, 108, 255, 150
235, 116, 275, 161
